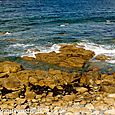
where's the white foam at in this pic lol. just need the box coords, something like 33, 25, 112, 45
50, 44, 61, 53
77, 42, 115, 63
60, 24, 66, 27
106, 20, 111, 25
21, 44, 61, 58
8, 42, 115, 64
22, 48, 40, 58
36, 44, 61, 53
8, 43, 34, 48
5, 32, 11, 35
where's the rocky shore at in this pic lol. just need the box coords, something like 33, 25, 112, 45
0, 44, 115, 115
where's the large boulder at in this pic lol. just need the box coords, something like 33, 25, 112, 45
35, 44, 95, 68
59, 44, 95, 60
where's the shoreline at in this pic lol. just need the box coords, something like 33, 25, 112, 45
0, 44, 115, 114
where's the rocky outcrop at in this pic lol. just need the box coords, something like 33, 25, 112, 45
0, 44, 114, 111
35, 44, 95, 68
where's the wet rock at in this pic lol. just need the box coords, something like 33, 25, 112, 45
22, 56, 35, 60
59, 44, 95, 60
95, 54, 111, 61
0, 61, 23, 73
35, 44, 95, 68
59, 57, 86, 68
36, 52, 61, 65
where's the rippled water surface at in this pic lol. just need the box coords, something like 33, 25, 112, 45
0, 0, 115, 63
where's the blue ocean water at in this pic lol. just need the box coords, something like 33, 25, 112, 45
0, 0, 115, 62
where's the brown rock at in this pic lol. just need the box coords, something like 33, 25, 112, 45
0, 61, 23, 73
59, 44, 95, 60
16, 98, 27, 105
35, 44, 95, 68
16, 70, 34, 85
104, 97, 115, 106
63, 94, 76, 101
80, 100, 87, 105
59, 57, 86, 68
0, 73, 8, 78
101, 85, 115, 93
95, 54, 111, 61
48, 69, 61, 75
5, 91, 20, 99
76, 87, 88, 93
2, 75, 23, 91
36, 52, 61, 65
0, 103, 10, 109
4, 100, 15, 107
35, 95, 42, 100
80, 69, 101, 88
15, 104, 29, 109
101, 73, 115, 93
25, 91, 36, 100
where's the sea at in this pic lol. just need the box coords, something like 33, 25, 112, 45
0, 0, 115, 71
